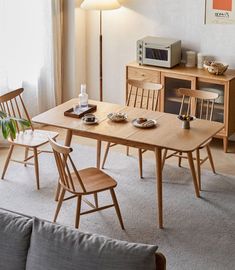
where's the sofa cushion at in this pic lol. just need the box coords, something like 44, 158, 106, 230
26, 217, 158, 270
0, 208, 33, 270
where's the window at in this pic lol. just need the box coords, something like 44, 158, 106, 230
0, 0, 56, 115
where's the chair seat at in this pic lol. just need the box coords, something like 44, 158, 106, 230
68, 167, 117, 195
8, 129, 58, 148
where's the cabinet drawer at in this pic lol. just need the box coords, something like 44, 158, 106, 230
127, 67, 160, 83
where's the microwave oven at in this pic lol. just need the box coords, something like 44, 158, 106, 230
137, 36, 181, 68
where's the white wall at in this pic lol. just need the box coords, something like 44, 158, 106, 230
80, 0, 235, 104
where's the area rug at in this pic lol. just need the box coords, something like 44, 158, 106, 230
0, 144, 235, 270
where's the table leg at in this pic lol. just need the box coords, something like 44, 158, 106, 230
187, 152, 200, 198
155, 147, 163, 229
64, 129, 73, 146
223, 137, 228, 153
97, 140, 101, 169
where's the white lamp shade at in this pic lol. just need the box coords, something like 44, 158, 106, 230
80, 0, 121, 10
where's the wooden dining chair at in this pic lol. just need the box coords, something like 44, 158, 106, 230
0, 88, 58, 189
102, 79, 163, 178
162, 88, 219, 190
49, 138, 124, 229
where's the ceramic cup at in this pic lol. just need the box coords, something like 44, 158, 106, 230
83, 113, 95, 122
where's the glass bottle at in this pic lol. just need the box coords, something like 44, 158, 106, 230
79, 84, 88, 108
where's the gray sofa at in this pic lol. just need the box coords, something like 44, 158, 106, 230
0, 208, 166, 270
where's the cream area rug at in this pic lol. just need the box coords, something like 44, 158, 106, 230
0, 144, 235, 270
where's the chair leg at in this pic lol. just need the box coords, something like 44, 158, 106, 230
138, 149, 143, 178
196, 149, 201, 191
33, 148, 40, 190
206, 145, 216, 174
1, 145, 14, 179
178, 152, 182, 167
55, 182, 61, 201
126, 146, 130, 156
162, 149, 167, 170
53, 188, 65, 222
110, 188, 125, 230
24, 147, 29, 167
75, 195, 82, 229
101, 142, 111, 169
94, 192, 98, 208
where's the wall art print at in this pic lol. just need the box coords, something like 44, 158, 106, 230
205, 0, 235, 24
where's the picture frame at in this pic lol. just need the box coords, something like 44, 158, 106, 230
204, 0, 235, 24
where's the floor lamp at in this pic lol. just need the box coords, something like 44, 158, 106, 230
80, 0, 121, 101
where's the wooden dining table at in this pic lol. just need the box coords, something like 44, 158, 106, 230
32, 99, 224, 228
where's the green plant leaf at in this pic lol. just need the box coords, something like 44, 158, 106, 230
0, 110, 30, 139
18, 119, 30, 131
17, 118, 31, 127
1, 119, 9, 139
8, 119, 17, 139
0, 111, 7, 119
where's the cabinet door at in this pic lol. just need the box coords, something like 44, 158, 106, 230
161, 73, 196, 114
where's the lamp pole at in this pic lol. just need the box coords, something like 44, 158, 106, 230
80, 0, 121, 102
99, 10, 103, 101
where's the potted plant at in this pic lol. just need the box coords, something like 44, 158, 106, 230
0, 110, 30, 139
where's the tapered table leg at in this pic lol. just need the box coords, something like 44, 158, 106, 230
97, 140, 101, 169
64, 129, 73, 146
187, 151, 200, 198
155, 147, 163, 229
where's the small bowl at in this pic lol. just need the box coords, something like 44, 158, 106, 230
136, 117, 147, 124
83, 113, 96, 122
177, 115, 195, 121
203, 61, 229, 75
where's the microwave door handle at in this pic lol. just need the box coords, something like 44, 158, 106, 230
152, 46, 170, 49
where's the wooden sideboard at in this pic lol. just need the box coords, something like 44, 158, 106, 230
126, 61, 235, 152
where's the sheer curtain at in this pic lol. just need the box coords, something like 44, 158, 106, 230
0, 0, 63, 145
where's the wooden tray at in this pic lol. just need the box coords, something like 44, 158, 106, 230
64, 104, 97, 119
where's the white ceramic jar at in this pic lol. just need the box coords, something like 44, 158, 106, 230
186, 51, 196, 68
197, 53, 206, 69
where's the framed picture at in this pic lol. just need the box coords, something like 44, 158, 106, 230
205, 0, 235, 24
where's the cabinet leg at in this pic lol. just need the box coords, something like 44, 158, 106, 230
223, 137, 228, 153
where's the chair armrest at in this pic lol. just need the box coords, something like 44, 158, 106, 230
155, 252, 166, 270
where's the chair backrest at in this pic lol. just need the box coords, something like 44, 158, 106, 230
177, 88, 219, 121
0, 88, 33, 131
126, 79, 163, 111
48, 138, 86, 193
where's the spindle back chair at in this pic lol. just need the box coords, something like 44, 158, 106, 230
49, 138, 124, 229
178, 88, 219, 121
163, 88, 219, 190
102, 80, 163, 178
0, 88, 33, 133
126, 79, 162, 111
0, 88, 58, 189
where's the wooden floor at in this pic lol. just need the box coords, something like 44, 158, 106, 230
1, 126, 235, 175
